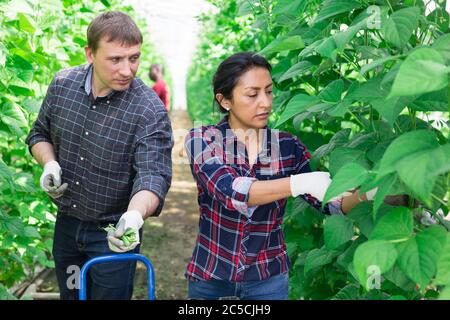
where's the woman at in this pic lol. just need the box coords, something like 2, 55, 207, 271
184, 52, 375, 300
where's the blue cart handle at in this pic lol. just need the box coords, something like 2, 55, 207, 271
79, 253, 155, 300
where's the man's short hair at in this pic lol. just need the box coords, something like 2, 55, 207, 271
87, 11, 143, 53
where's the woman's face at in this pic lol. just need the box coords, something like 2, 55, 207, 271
219, 66, 273, 131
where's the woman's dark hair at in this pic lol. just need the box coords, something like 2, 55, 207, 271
212, 52, 272, 113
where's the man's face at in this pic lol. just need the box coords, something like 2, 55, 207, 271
85, 37, 141, 95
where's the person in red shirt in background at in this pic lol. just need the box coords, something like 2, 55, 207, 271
149, 63, 170, 111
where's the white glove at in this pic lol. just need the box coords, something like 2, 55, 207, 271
364, 187, 378, 201
107, 210, 144, 253
290, 171, 332, 202
40, 160, 68, 199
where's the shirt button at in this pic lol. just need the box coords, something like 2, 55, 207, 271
85, 131, 89, 136
80, 157, 84, 161
106, 100, 110, 104
92, 105, 96, 109
72, 204, 77, 208
75, 181, 79, 185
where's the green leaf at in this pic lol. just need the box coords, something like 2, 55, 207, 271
410, 88, 449, 112
396, 144, 450, 205
278, 61, 313, 82
435, 234, 450, 286
373, 174, 398, 215
397, 226, 447, 289
388, 48, 448, 98
324, 215, 354, 250
432, 33, 450, 64
23, 226, 42, 239
332, 284, 360, 300
354, 240, 398, 290
369, 207, 413, 241
360, 55, 401, 75
318, 79, 344, 103
323, 163, 369, 204
100, 0, 111, 7
438, 287, 450, 300
329, 147, 369, 176
259, 35, 305, 56
347, 202, 375, 239
315, 36, 337, 60
333, 19, 367, 51
378, 130, 439, 178
312, 128, 351, 159
17, 13, 35, 34
304, 246, 340, 274
0, 158, 14, 181
382, 7, 420, 49
371, 96, 413, 126
275, 94, 319, 128
314, 0, 362, 23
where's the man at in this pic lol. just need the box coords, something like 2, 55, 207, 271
149, 63, 170, 111
25, 11, 173, 300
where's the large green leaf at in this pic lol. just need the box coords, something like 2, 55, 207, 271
332, 284, 360, 300
378, 130, 439, 178
259, 35, 305, 56
435, 234, 450, 286
333, 18, 367, 51
278, 61, 313, 82
396, 144, 450, 205
329, 147, 369, 176
314, 0, 362, 23
354, 240, 398, 290
312, 128, 351, 159
382, 7, 420, 49
360, 55, 401, 76
372, 173, 398, 215
324, 215, 354, 250
17, 13, 35, 34
318, 79, 344, 103
323, 163, 369, 204
275, 94, 319, 128
432, 33, 450, 64
304, 246, 340, 274
369, 207, 413, 241
397, 226, 447, 289
0, 158, 14, 182
410, 88, 449, 112
370, 96, 413, 126
388, 48, 449, 98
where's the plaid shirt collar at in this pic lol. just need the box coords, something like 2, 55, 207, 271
81, 64, 129, 100
215, 115, 273, 159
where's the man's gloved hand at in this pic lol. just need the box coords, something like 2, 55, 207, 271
290, 171, 332, 202
40, 160, 68, 199
107, 210, 144, 253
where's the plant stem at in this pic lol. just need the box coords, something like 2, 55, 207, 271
349, 110, 366, 129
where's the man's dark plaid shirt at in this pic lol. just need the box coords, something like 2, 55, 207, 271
184, 117, 343, 282
26, 64, 173, 222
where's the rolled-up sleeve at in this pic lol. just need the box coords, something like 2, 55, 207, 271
25, 77, 57, 153
131, 109, 173, 216
293, 137, 344, 216
185, 128, 257, 216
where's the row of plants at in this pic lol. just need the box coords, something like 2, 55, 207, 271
0, 0, 161, 299
187, 0, 449, 299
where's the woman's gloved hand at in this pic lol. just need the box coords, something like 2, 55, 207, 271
290, 171, 332, 202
